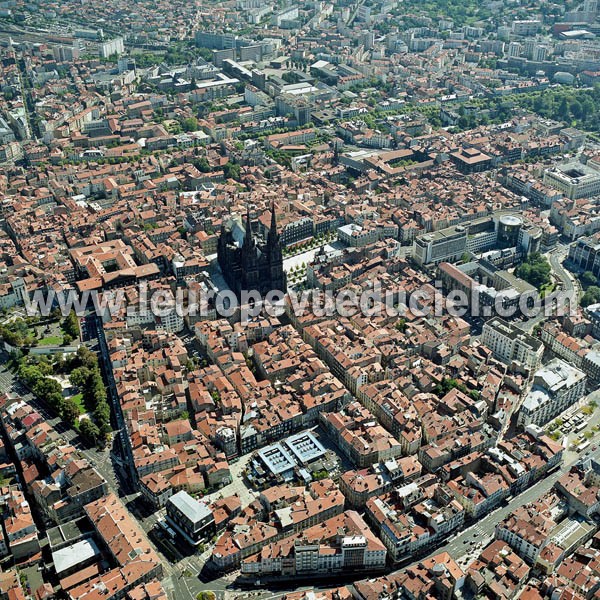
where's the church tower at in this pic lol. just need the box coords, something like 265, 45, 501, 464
265, 201, 287, 294
241, 205, 260, 292
218, 204, 287, 299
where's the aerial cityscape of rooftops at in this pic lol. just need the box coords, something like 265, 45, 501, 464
6, 2, 600, 600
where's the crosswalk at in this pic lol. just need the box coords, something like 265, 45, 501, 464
470, 524, 493, 544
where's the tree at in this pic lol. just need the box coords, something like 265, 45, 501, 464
582, 99, 595, 119
558, 97, 570, 121
61, 399, 80, 426
80, 418, 101, 445
533, 94, 548, 113
77, 346, 98, 370
46, 392, 64, 412
182, 117, 199, 132
18, 364, 43, 386
222, 162, 241, 181
570, 100, 583, 120
70, 366, 93, 389
91, 375, 107, 403
515, 253, 552, 290
0, 318, 33, 347
434, 377, 469, 398
98, 420, 112, 438
54, 353, 65, 373
94, 400, 110, 424
581, 271, 598, 289
582, 286, 600, 307
33, 377, 63, 401
62, 310, 79, 339
395, 318, 407, 332
193, 157, 211, 173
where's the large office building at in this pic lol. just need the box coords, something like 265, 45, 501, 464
518, 359, 587, 427
544, 162, 600, 200
166, 491, 215, 546
413, 214, 540, 267
568, 235, 600, 279
413, 225, 468, 266
98, 37, 124, 58
195, 31, 237, 50
586, 303, 600, 339
0, 116, 16, 145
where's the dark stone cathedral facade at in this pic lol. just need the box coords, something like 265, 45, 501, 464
217, 203, 287, 298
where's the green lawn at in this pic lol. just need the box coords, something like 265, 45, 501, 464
71, 393, 85, 413
37, 335, 64, 346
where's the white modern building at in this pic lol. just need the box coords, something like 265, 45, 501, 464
166, 491, 215, 546
518, 359, 587, 427
482, 318, 544, 373
338, 224, 376, 248
413, 226, 468, 266
98, 37, 124, 58
544, 162, 600, 200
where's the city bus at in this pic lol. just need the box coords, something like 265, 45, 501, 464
578, 441, 591, 453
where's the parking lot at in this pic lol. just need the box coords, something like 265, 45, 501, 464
545, 388, 600, 454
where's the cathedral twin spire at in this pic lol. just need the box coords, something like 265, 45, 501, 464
243, 204, 254, 249
244, 201, 279, 248
219, 200, 285, 298
268, 200, 279, 247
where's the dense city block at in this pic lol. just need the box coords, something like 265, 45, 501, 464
1, 1, 600, 600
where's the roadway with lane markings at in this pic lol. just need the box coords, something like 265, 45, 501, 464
410, 412, 600, 571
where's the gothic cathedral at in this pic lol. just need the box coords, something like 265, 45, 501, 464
217, 202, 287, 299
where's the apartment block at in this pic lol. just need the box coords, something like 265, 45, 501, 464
482, 318, 544, 374
518, 359, 587, 427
